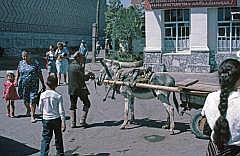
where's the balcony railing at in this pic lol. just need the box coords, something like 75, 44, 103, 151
144, 0, 237, 10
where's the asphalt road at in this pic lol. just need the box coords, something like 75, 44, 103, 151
0, 62, 219, 156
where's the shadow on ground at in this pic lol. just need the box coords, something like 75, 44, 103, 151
122, 118, 190, 133
87, 118, 190, 135
0, 136, 39, 155
88, 120, 123, 128
64, 145, 110, 156
84, 153, 110, 156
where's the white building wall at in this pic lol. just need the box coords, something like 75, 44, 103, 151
190, 7, 209, 52
145, 10, 163, 51
144, 3, 240, 72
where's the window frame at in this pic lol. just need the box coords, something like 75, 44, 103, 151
164, 9, 190, 53
217, 7, 240, 53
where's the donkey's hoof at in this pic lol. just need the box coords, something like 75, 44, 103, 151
120, 125, 127, 129
130, 119, 136, 124
162, 124, 170, 129
103, 99, 106, 101
169, 130, 175, 135
120, 122, 128, 129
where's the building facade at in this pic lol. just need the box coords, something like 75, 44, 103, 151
144, 0, 240, 72
131, 0, 144, 5
0, 0, 106, 56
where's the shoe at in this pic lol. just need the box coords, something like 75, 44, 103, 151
79, 122, 88, 128
31, 117, 37, 123
63, 82, 68, 85
71, 123, 76, 128
25, 112, 31, 117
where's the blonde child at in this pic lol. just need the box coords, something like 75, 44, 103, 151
2, 71, 19, 117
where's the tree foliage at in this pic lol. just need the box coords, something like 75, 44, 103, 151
105, 0, 144, 52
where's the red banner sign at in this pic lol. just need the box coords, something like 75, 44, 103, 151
145, 0, 237, 10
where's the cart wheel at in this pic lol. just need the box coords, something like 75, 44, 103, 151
190, 111, 210, 139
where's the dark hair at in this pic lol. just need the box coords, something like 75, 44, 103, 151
46, 75, 58, 89
213, 58, 240, 150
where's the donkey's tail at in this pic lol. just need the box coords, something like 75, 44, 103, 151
172, 91, 179, 114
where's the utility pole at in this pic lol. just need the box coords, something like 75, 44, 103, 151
92, 0, 100, 63
96, 0, 100, 36
92, 23, 97, 63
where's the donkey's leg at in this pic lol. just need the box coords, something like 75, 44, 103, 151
162, 103, 174, 134
162, 109, 170, 129
120, 97, 130, 129
129, 96, 135, 123
111, 88, 116, 99
158, 94, 175, 134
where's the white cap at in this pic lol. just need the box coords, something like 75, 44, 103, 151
6, 70, 14, 75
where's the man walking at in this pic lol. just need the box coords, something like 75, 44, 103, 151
68, 51, 95, 128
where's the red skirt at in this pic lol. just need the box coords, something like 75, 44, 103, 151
4, 86, 19, 100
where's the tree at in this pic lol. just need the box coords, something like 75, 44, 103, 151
105, 0, 123, 39
105, 0, 144, 53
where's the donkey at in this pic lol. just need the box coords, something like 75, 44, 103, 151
97, 60, 179, 134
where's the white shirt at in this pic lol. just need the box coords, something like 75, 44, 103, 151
39, 90, 65, 124
201, 90, 240, 146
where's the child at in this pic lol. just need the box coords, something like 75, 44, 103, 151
46, 45, 57, 77
39, 75, 66, 156
2, 71, 19, 117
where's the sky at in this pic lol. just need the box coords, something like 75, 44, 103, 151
121, 0, 131, 7
106, 0, 131, 7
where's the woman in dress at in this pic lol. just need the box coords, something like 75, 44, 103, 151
46, 45, 57, 77
16, 51, 45, 123
55, 42, 69, 85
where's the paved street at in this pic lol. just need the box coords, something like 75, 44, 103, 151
0, 60, 219, 156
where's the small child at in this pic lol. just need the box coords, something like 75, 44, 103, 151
46, 45, 57, 77
2, 71, 19, 117
38, 75, 66, 156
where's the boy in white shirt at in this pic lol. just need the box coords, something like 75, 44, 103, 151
39, 75, 66, 156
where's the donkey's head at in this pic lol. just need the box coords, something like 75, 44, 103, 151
97, 59, 120, 86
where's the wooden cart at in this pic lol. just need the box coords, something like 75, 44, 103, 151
177, 79, 219, 139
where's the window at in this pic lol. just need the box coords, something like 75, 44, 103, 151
164, 9, 190, 53
217, 7, 240, 52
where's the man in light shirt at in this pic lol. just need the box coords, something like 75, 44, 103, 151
39, 75, 66, 156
